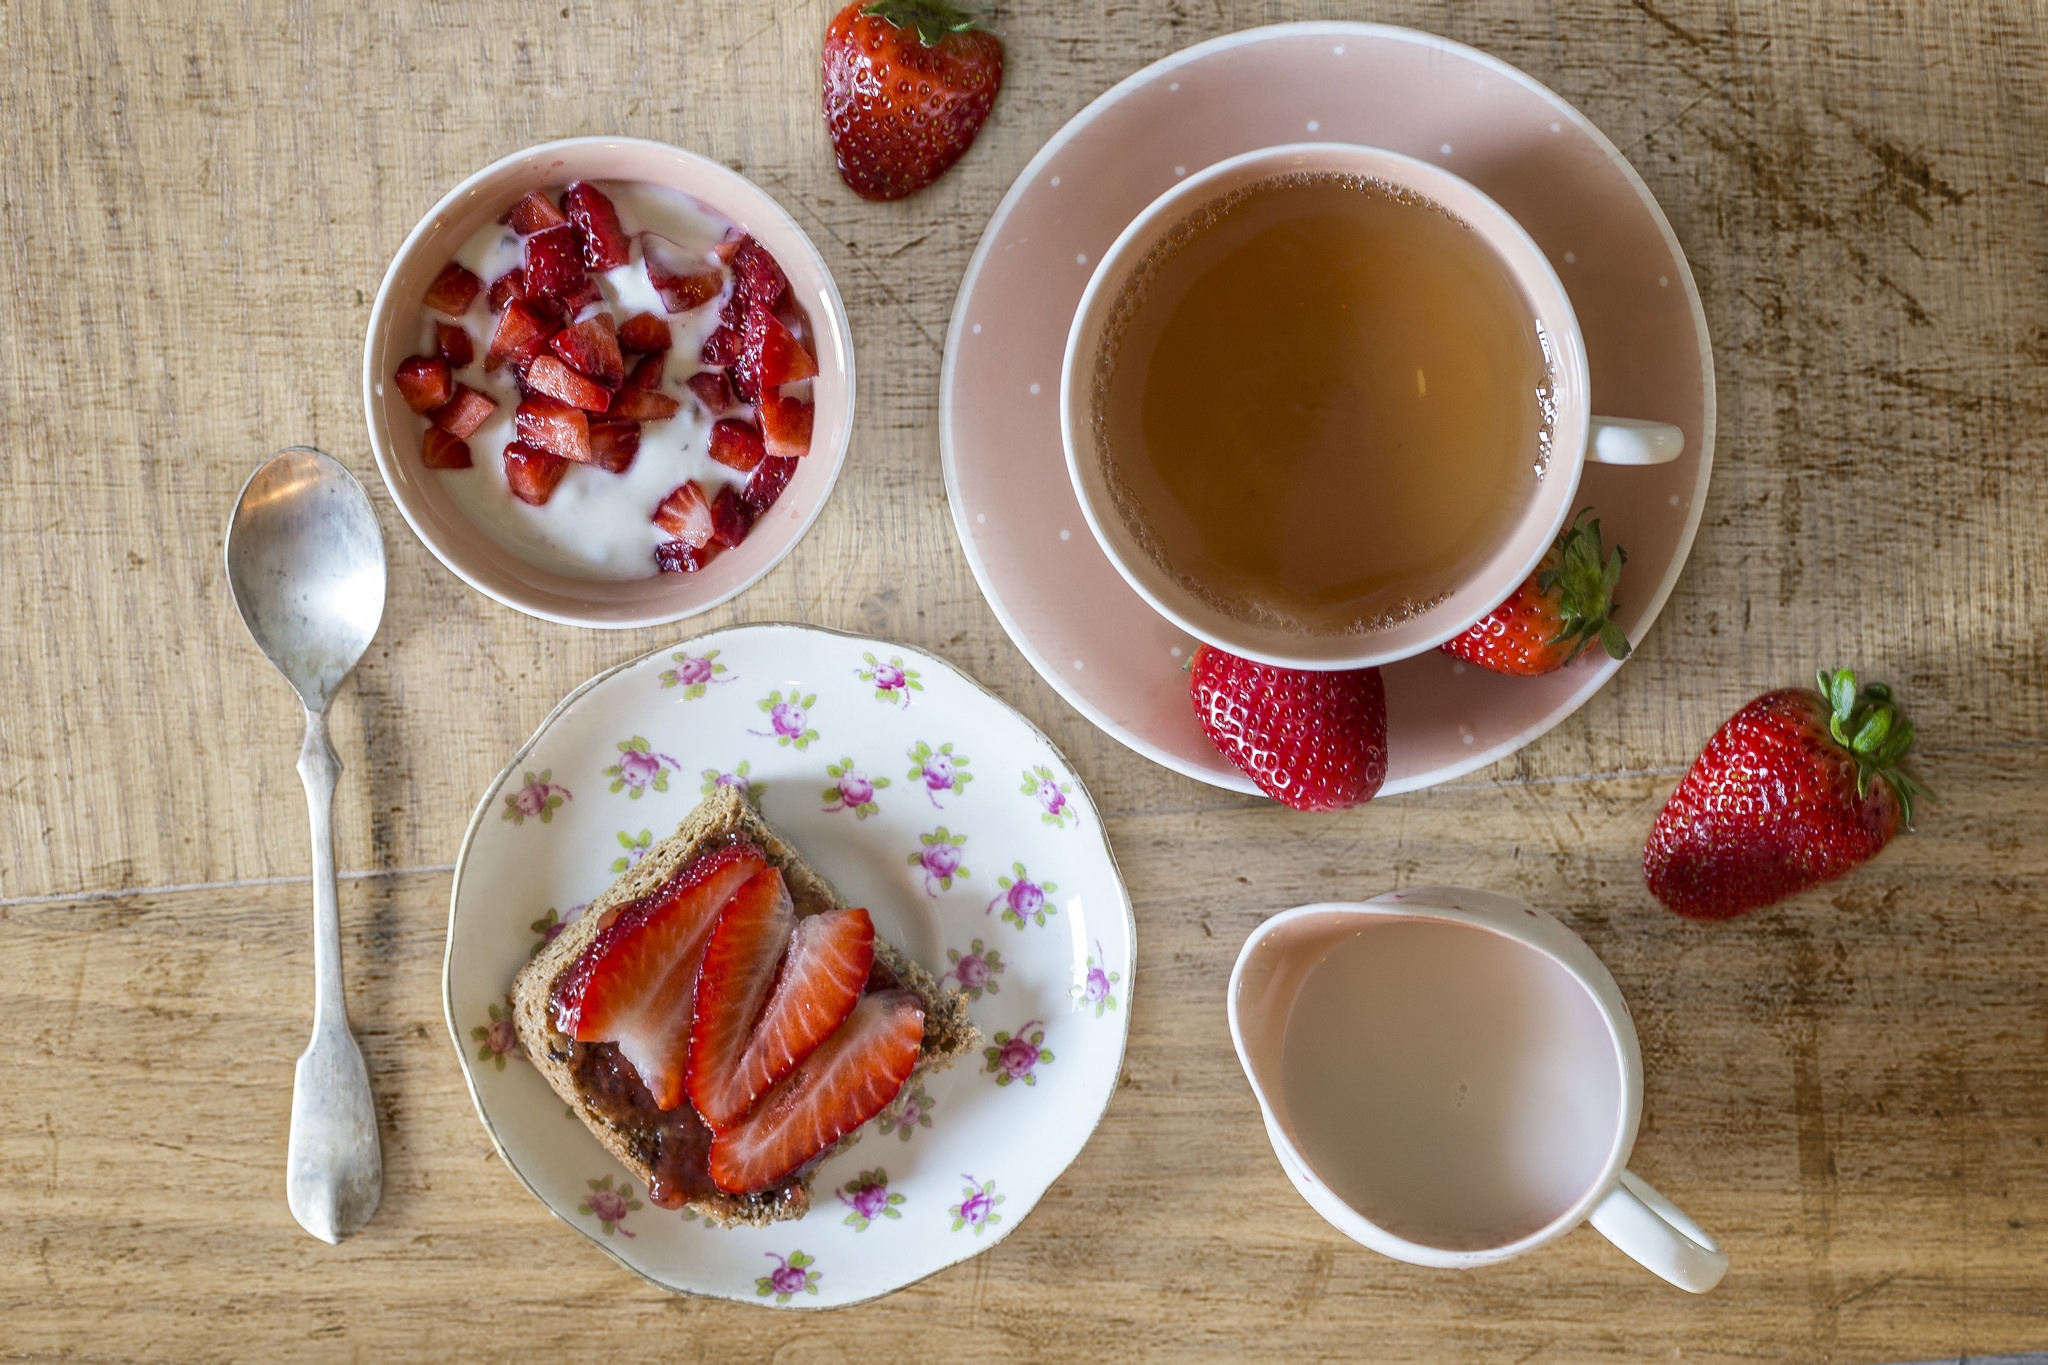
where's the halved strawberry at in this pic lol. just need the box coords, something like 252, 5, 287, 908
743, 455, 799, 516
393, 355, 452, 413
731, 238, 788, 314
657, 538, 720, 573
588, 418, 641, 474
502, 440, 569, 505
652, 480, 715, 547
429, 385, 498, 439
685, 869, 800, 1129
611, 386, 682, 421
625, 353, 667, 391
700, 323, 742, 368
419, 427, 472, 470
617, 312, 674, 354
484, 298, 554, 371
504, 189, 568, 235
710, 484, 755, 548
760, 396, 814, 459
563, 181, 631, 271
686, 369, 734, 414
706, 989, 924, 1193
435, 322, 474, 369
549, 315, 625, 387
523, 224, 588, 300
643, 233, 725, 313
487, 268, 526, 313
515, 396, 592, 463
422, 262, 483, 316
707, 418, 767, 473
556, 843, 769, 1110
525, 354, 613, 414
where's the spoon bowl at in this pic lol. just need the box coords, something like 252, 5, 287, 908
226, 447, 388, 1244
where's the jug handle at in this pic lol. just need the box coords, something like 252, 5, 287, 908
1588, 1169, 1728, 1292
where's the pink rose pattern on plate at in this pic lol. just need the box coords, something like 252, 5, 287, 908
609, 828, 652, 874
988, 863, 1057, 929
909, 826, 970, 895
471, 1003, 520, 1070
1074, 938, 1121, 1018
658, 648, 732, 698
751, 689, 820, 750
857, 651, 924, 708
941, 938, 1005, 999
950, 1175, 1005, 1235
757, 1250, 820, 1303
877, 1082, 934, 1141
527, 903, 586, 958
837, 1168, 906, 1231
605, 736, 680, 798
501, 769, 571, 826
984, 1020, 1053, 1087
1021, 764, 1078, 828
822, 758, 889, 818
698, 760, 761, 805
578, 1175, 642, 1237
906, 739, 972, 808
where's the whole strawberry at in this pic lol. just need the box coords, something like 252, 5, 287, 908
1644, 669, 1928, 920
822, 0, 1004, 201
1189, 645, 1387, 811
1442, 508, 1629, 675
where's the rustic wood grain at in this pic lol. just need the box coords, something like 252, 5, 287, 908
2, 0, 2044, 1358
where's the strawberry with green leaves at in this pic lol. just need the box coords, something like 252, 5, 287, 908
1441, 508, 1630, 676
1644, 669, 1929, 920
822, 0, 1004, 201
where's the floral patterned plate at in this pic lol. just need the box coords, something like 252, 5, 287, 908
444, 623, 1134, 1307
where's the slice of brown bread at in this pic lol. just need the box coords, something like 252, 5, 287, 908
510, 783, 979, 1227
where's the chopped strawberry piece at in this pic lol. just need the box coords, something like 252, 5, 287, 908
743, 456, 799, 516
699, 324, 742, 368
616, 312, 674, 354
422, 261, 483, 316
625, 353, 667, 390
731, 238, 788, 314
502, 440, 569, 505
706, 990, 924, 1194
611, 386, 682, 421
487, 268, 526, 312
712, 228, 748, 265
587, 418, 641, 474
419, 427, 472, 470
429, 385, 498, 439
686, 369, 734, 414
557, 275, 605, 314
393, 355, 452, 413
643, 233, 726, 313
526, 295, 572, 333
523, 224, 588, 300
484, 298, 554, 371
554, 843, 769, 1109
504, 189, 568, 235
656, 538, 720, 573
549, 315, 624, 387
525, 354, 614, 414
760, 395, 815, 459
435, 322, 474, 369
515, 396, 592, 463
685, 868, 801, 1130
707, 418, 766, 473
652, 479, 716, 546
745, 310, 818, 392
563, 181, 632, 271
710, 484, 755, 548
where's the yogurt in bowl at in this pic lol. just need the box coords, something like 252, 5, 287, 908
365, 139, 853, 628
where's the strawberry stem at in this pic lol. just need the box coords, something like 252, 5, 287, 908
863, 0, 992, 43
1537, 507, 1631, 665
1817, 667, 1931, 826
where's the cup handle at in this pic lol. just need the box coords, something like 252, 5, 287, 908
1587, 416, 1685, 466
1588, 1169, 1728, 1293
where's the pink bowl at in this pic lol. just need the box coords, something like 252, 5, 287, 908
362, 138, 854, 628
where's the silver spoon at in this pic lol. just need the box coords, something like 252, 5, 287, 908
225, 447, 387, 1243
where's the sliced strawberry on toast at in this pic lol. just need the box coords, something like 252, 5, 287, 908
706, 989, 924, 1193
563, 181, 632, 271
422, 261, 483, 316
685, 869, 801, 1128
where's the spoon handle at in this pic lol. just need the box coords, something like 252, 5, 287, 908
285, 704, 383, 1243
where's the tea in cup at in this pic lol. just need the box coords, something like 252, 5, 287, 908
1062, 143, 1684, 670
1228, 886, 1727, 1291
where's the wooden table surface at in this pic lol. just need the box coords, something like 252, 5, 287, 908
5, 0, 2045, 1359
